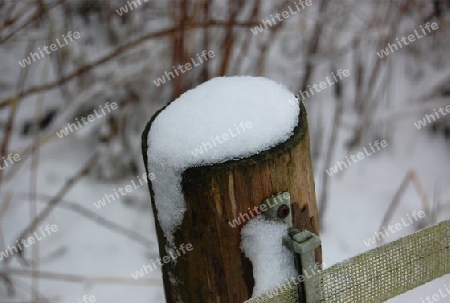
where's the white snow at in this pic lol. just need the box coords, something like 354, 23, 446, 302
147, 76, 300, 245
241, 215, 297, 297
2, 5, 450, 302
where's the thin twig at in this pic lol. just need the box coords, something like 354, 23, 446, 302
0, 277, 50, 303
0, 20, 261, 110
0, 0, 64, 45
0, 192, 13, 295
410, 172, 436, 223
7, 154, 99, 265
0, 96, 18, 189
319, 70, 344, 225
16, 193, 154, 248
349, 1, 412, 149
28, 56, 51, 302
2, 268, 162, 286
300, 0, 329, 92
3, 59, 155, 184
377, 170, 435, 245
377, 171, 414, 239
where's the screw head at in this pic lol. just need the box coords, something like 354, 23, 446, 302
277, 204, 290, 219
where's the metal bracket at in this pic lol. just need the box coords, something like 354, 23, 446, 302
262, 191, 321, 303
261, 191, 293, 227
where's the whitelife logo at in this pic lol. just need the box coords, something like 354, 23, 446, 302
265, 262, 327, 299
228, 192, 287, 228
325, 140, 388, 176
288, 69, 350, 106
18, 31, 81, 68
153, 50, 215, 87
115, 0, 148, 16
190, 121, 253, 157
412, 283, 450, 303
56, 102, 118, 139
0, 153, 21, 171
93, 172, 156, 209
376, 22, 439, 58
131, 243, 193, 279
250, 0, 313, 35
0, 224, 58, 260
72, 295, 96, 303
363, 210, 425, 247
414, 105, 450, 129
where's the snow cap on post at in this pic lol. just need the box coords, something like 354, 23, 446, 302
146, 76, 300, 246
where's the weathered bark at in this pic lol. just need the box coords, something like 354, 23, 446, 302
142, 101, 320, 303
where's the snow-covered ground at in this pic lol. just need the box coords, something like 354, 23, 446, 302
1, 71, 448, 302
0, 1, 449, 302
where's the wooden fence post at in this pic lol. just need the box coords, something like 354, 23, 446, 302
142, 101, 321, 302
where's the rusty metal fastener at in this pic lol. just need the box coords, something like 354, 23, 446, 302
277, 204, 290, 219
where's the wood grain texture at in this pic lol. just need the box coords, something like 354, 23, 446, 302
142, 101, 320, 303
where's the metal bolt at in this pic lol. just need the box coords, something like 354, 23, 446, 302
277, 204, 290, 219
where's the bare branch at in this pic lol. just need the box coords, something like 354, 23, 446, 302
6, 154, 99, 265
1, 268, 162, 286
